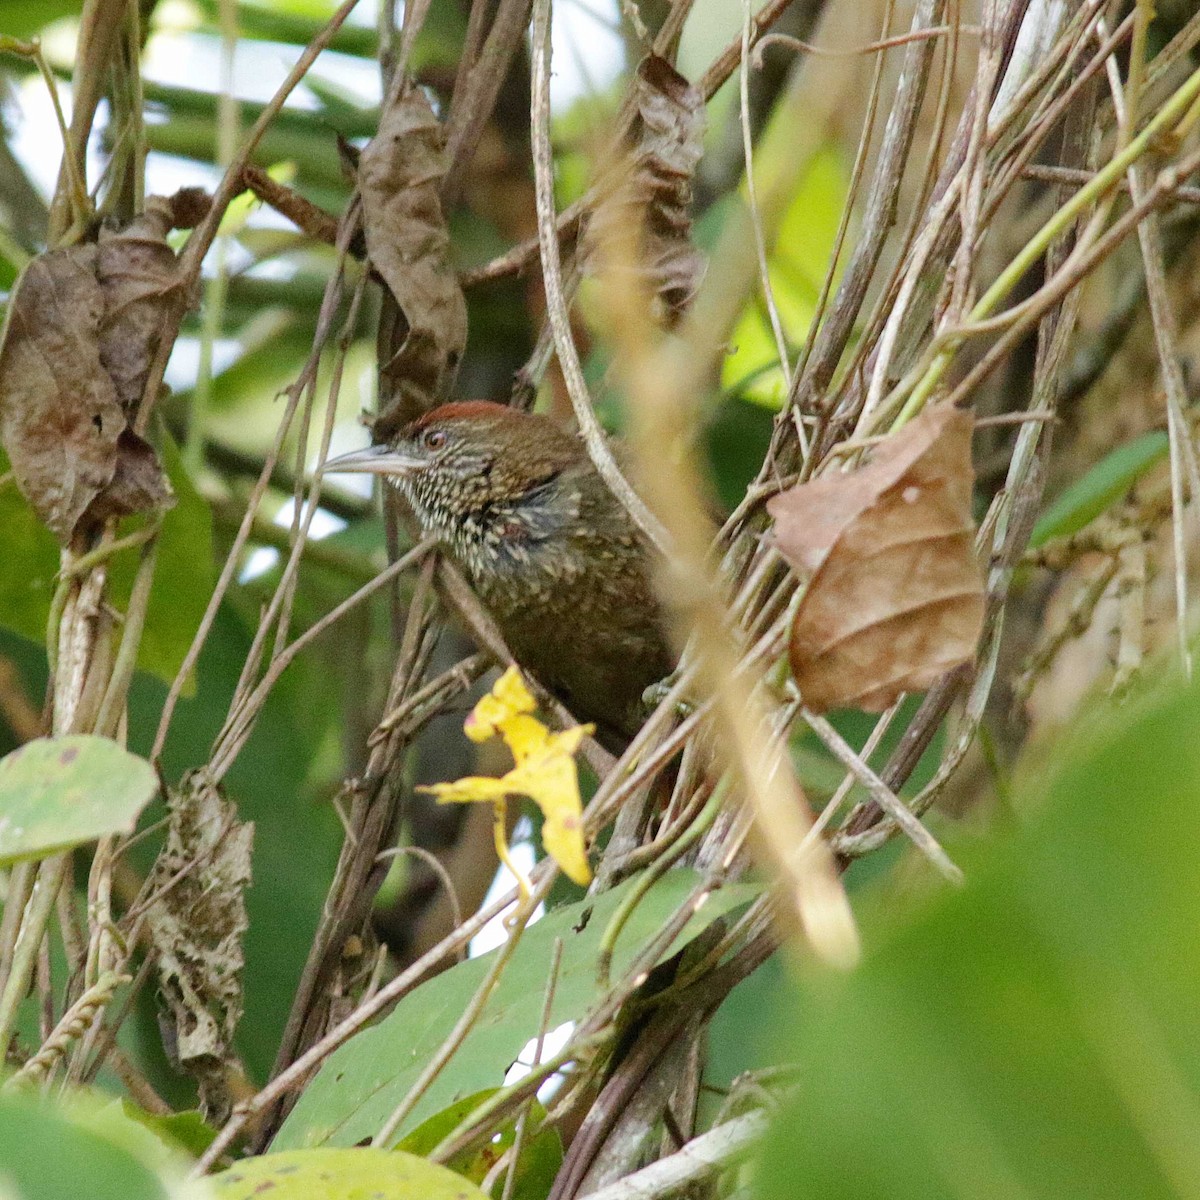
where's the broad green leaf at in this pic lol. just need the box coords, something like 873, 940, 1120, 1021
145, 118, 348, 193
0, 736, 158, 865
275, 871, 759, 1149
57, 1092, 197, 1189
393, 1090, 497, 1158
720, 147, 848, 408
0, 435, 213, 689
705, 396, 775, 513
757, 672, 1200, 1200
0, 250, 20, 291
395, 1090, 562, 1200
108, 434, 214, 690
210, 1148, 488, 1200
0, 1093, 168, 1200
0, 454, 60, 649
1030, 430, 1169, 547
187, 3, 376, 63
1, 2, 80, 39
191, 0, 478, 66
122, 1102, 217, 1158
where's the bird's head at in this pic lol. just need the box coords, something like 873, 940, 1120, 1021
324, 401, 585, 545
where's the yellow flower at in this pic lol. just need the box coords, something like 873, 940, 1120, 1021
420, 667, 594, 896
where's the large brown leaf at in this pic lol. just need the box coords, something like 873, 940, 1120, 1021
359, 84, 468, 432
96, 194, 186, 412
584, 55, 706, 322
767, 405, 984, 713
0, 246, 127, 539
0, 195, 197, 541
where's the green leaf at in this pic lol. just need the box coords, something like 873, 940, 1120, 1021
58, 1093, 196, 1186
0, 435, 214, 689
0, 461, 60, 650
393, 1090, 497, 1158
0, 735, 158, 865
719, 146, 848, 409
705, 396, 774, 513
210, 1148, 489, 1200
0, 1093, 167, 1200
1, 1, 80, 39
1030, 430, 1169, 547
108, 434, 214, 690
275, 871, 759, 1149
395, 1090, 562, 1199
121, 1101, 216, 1158
756, 672, 1200, 1200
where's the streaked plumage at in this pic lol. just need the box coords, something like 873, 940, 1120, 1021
327, 402, 672, 746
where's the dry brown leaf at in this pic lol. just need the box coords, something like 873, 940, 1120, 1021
145, 769, 253, 1122
767, 405, 984, 713
84, 428, 175, 524
0, 246, 127, 539
584, 55, 706, 322
96, 194, 185, 413
0, 196, 197, 540
359, 84, 468, 432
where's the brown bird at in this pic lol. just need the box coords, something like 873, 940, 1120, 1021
326, 401, 672, 747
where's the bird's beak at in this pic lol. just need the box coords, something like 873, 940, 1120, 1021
322, 443, 421, 477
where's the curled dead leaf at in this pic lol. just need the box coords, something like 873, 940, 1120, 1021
145, 769, 253, 1122
584, 55, 706, 322
84, 428, 175, 524
0, 194, 198, 540
768, 405, 984, 713
359, 84, 468, 435
0, 246, 123, 538
96, 194, 186, 412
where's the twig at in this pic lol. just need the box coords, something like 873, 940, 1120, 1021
1107, 32, 1200, 678
209, 538, 434, 780
0, 858, 70, 1057
529, 0, 670, 553
800, 698, 905, 848
430, 1034, 613, 1165
192, 848, 568, 1175
456, 0, 809, 291
800, 709, 962, 883
790, 0, 898, 395
228, 255, 368, 722
755, 25, 960, 63
5, 972, 128, 1088
369, 652, 490, 742
937, 146, 1200, 413
896, 61, 1200, 426
240, 163, 344, 245
1019, 163, 1200, 207
442, 0, 535, 209
495, 937, 564, 1200
134, 0, 364, 435
596, 783, 724, 988
578, 1109, 767, 1200
371, 885, 546, 1147
151, 256, 344, 760
0, 36, 87, 239
740, 0, 794, 414
785, 0, 946, 429
374, 846, 468, 963
597, 187, 858, 967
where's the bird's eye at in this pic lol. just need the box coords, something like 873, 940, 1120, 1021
422, 428, 448, 450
